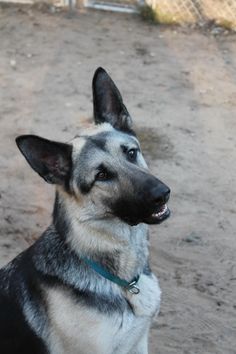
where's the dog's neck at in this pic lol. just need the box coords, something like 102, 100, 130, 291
52, 191, 150, 281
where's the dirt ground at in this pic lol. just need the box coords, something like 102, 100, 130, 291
0, 5, 236, 354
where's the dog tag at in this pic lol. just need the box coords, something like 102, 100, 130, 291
128, 281, 140, 294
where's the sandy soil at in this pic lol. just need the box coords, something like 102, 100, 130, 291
0, 5, 236, 354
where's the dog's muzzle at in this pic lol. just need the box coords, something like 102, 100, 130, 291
109, 173, 171, 226
142, 185, 170, 224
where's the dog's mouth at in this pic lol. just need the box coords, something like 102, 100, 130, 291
110, 198, 170, 226
143, 204, 170, 225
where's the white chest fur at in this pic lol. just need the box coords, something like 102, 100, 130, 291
45, 273, 161, 354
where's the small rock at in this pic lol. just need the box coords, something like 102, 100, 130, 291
182, 232, 202, 245
10, 59, 16, 68
211, 27, 223, 35
198, 21, 205, 28
50, 5, 56, 14
3, 243, 11, 249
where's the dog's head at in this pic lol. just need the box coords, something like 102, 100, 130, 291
16, 68, 170, 226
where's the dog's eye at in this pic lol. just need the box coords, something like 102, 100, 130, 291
96, 170, 109, 181
127, 149, 137, 162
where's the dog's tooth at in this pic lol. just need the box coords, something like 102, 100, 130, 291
152, 204, 168, 218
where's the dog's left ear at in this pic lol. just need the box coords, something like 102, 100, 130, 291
92, 67, 133, 133
16, 135, 72, 185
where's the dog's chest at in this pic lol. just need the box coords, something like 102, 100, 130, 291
45, 274, 161, 354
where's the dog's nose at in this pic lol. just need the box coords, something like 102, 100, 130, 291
151, 184, 170, 205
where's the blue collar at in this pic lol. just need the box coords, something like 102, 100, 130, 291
81, 257, 140, 294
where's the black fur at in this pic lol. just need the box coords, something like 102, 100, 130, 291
16, 135, 72, 190
0, 250, 48, 354
107, 169, 170, 225
0, 292, 47, 354
93, 67, 134, 134
87, 135, 107, 152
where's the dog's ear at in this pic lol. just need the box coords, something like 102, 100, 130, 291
92, 67, 132, 133
16, 135, 72, 185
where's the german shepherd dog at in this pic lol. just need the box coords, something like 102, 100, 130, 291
0, 68, 170, 354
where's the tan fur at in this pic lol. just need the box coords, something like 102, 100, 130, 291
46, 122, 164, 353
44, 272, 160, 354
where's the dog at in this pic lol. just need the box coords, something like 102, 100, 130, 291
0, 67, 170, 354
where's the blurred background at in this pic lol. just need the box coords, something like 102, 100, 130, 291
0, 1, 236, 353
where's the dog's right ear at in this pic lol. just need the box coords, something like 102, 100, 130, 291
16, 135, 72, 185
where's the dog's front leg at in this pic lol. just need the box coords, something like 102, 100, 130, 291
130, 328, 149, 354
